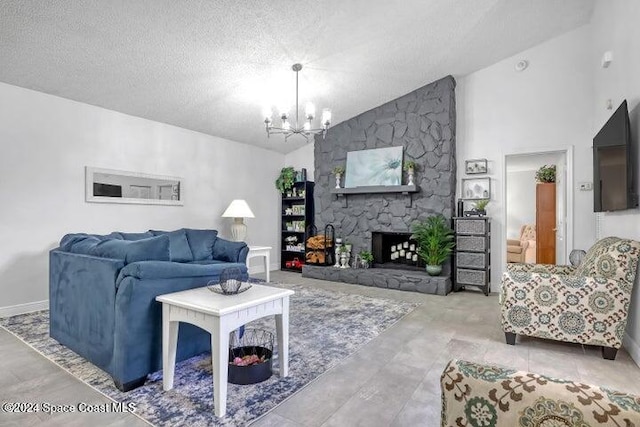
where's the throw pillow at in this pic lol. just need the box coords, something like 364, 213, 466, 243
183, 228, 218, 261
148, 229, 194, 262
117, 231, 154, 241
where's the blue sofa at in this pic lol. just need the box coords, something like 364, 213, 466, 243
49, 228, 249, 391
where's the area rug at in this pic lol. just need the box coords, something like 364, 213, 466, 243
0, 283, 417, 426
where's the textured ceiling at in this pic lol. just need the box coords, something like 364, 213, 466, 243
0, 0, 594, 154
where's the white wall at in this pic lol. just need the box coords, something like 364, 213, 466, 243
0, 82, 284, 312
591, 0, 640, 364
284, 143, 315, 180
456, 24, 595, 290
506, 170, 536, 239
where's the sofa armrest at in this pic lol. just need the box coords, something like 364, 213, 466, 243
440, 359, 640, 427
212, 237, 249, 263
116, 260, 248, 283
49, 250, 125, 372
506, 239, 521, 247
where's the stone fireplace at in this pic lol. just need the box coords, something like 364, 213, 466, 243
301, 75, 456, 296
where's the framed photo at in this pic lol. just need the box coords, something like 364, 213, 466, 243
465, 159, 488, 175
345, 146, 403, 187
462, 178, 491, 200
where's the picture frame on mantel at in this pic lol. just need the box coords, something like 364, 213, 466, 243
464, 158, 488, 175
461, 177, 491, 200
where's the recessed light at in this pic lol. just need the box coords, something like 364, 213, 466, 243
515, 60, 528, 72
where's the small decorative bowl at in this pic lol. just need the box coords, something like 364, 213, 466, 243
220, 279, 242, 294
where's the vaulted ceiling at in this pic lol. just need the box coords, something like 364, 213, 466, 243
0, 0, 594, 153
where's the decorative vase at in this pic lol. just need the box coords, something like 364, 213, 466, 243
334, 241, 342, 268
340, 253, 348, 268
407, 169, 414, 186
426, 265, 442, 276
335, 174, 341, 189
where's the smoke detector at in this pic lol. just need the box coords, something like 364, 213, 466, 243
515, 60, 528, 72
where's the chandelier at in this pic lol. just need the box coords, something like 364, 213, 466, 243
263, 63, 331, 141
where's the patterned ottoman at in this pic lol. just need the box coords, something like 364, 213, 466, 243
441, 359, 640, 427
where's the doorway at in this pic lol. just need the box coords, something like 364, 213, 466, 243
504, 149, 572, 266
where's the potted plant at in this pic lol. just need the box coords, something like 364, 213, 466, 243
411, 215, 455, 276
403, 160, 417, 186
332, 166, 345, 189
474, 199, 489, 216
359, 250, 374, 268
275, 167, 296, 195
535, 165, 556, 183
338, 244, 350, 268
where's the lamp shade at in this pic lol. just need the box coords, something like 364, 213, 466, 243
221, 200, 255, 218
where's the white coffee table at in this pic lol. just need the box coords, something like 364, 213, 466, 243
156, 283, 294, 417
247, 246, 272, 282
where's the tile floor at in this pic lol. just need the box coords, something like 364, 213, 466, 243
1, 270, 639, 426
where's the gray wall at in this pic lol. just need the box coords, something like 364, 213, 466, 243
313, 75, 456, 255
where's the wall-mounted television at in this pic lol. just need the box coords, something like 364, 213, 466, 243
593, 100, 638, 212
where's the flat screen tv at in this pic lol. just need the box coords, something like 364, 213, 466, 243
593, 100, 637, 212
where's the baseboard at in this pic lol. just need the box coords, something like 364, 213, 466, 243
624, 332, 640, 367
0, 300, 48, 318
248, 262, 279, 275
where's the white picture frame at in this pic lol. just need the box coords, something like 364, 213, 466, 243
85, 167, 184, 206
461, 177, 491, 200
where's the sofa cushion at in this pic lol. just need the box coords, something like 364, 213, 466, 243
70, 236, 102, 254
212, 237, 247, 262
149, 229, 194, 262
90, 235, 170, 264
184, 229, 218, 261
188, 260, 226, 265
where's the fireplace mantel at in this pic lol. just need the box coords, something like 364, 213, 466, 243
330, 184, 419, 207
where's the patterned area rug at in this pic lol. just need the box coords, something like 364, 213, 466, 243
0, 283, 417, 426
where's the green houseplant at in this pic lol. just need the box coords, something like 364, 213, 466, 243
403, 160, 416, 172
359, 250, 374, 268
275, 167, 296, 194
411, 215, 455, 276
474, 199, 489, 215
535, 165, 556, 183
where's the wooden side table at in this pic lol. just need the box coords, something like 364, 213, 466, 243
247, 246, 271, 282
156, 284, 294, 417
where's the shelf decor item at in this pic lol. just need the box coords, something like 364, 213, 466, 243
275, 167, 296, 193
404, 160, 416, 186
464, 159, 488, 174
332, 166, 345, 189
461, 177, 491, 200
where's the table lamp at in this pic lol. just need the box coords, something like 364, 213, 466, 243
221, 199, 255, 242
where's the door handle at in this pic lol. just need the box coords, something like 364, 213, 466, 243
552, 228, 557, 232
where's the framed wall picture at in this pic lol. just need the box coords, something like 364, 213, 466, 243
465, 159, 488, 174
461, 177, 491, 200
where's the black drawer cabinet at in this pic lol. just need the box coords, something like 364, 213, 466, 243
453, 217, 491, 295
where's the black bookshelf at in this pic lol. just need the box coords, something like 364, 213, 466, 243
280, 181, 314, 272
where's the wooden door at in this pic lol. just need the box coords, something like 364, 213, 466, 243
536, 183, 556, 264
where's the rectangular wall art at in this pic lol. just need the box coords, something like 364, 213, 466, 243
461, 177, 491, 200
344, 146, 403, 187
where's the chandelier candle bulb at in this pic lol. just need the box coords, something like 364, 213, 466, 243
305, 102, 315, 119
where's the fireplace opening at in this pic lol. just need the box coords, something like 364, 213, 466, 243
371, 231, 425, 271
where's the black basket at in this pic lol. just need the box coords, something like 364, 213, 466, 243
228, 329, 273, 385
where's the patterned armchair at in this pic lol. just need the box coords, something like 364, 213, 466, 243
500, 236, 640, 360
441, 359, 640, 427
